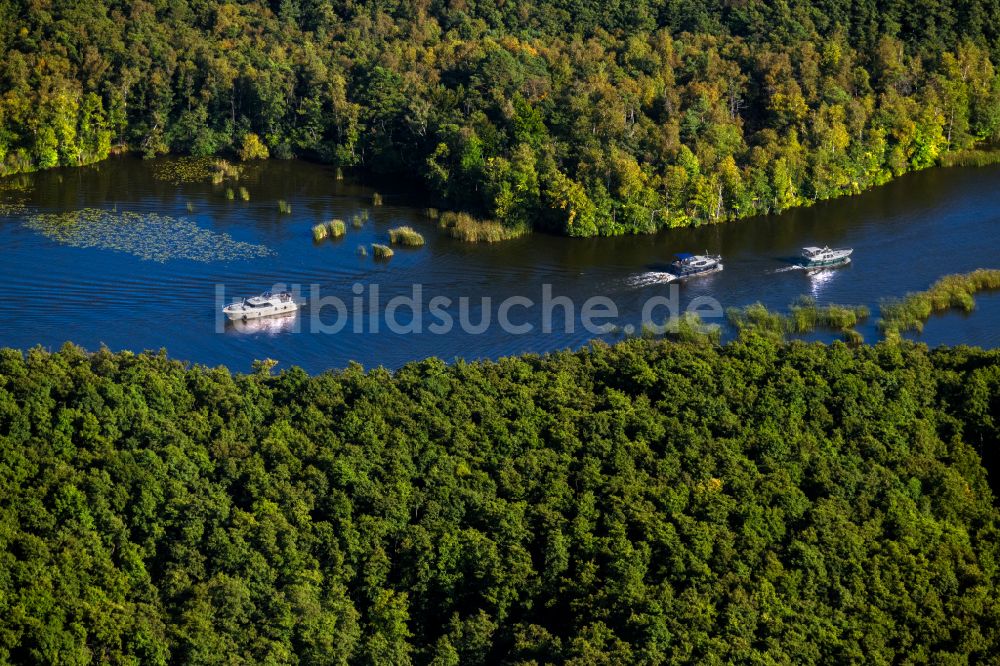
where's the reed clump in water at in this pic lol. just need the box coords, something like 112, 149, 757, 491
842, 329, 865, 346
217, 159, 241, 179
239, 187, 250, 201
726, 303, 789, 340
225, 188, 235, 200
372, 192, 383, 206
788, 297, 869, 333
312, 224, 328, 241
357, 245, 367, 256
278, 200, 292, 214
425, 207, 439, 220
371, 243, 394, 260
728, 298, 869, 344
438, 211, 528, 242
388, 226, 425, 246
210, 160, 241, 185
327, 219, 346, 238
662, 312, 722, 345
351, 213, 365, 229
879, 269, 1000, 333
938, 149, 1000, 168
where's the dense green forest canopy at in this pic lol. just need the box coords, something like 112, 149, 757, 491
1, 0, 999, 234
1, 337, 999, 663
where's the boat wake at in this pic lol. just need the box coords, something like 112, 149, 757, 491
773, 265, 806, 273
627, 271, 678, 287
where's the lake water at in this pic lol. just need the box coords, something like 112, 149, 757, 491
1, 156, 998, 373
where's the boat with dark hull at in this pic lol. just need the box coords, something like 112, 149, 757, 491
801, 246, 852, 267
668, 253, 724, 279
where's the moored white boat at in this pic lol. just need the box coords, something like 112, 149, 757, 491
223, 290, 299, 321
801, 246, 852, 267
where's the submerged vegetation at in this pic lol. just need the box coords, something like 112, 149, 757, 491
150, 157, 221, 185
0, 338, 998, 663
439, 211, 528, 243
0, 200, 26, 217
22, 209, 273, 262
371, 243, 394, 259
388, 225, 425, 246
0, 175, 30, 217
879, 269, 1000, 334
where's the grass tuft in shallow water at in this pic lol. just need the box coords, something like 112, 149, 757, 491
938, 149, 1000, 168
388, 226, 424, 246
371, 243, 393, 260
439, 211, 528, 242
727, 297, 869, 344
312, 224, 328, 241
788, 297, 869, 333
327, 219, 346, 238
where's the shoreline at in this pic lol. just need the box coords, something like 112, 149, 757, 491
4, 149, 1000, 239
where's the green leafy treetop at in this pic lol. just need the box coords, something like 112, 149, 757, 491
0, 337, 998, 663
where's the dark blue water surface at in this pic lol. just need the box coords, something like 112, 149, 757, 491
1, 157, 998, 373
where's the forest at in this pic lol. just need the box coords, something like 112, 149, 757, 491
1, 0, 999, 234
1, 335, 999, 663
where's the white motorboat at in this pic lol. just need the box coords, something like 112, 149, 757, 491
668, 252, 724, 279
801, 246, 852, 267
223, 290, 298, 321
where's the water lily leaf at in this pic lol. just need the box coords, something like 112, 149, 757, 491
23, 208, 274, 263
